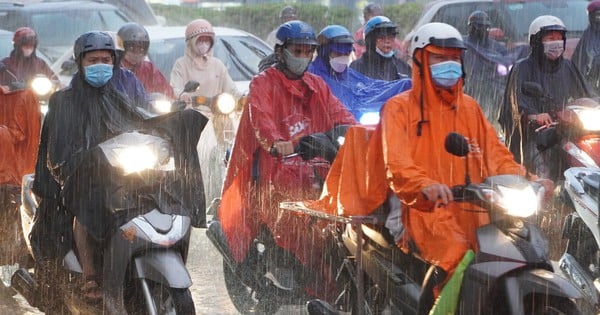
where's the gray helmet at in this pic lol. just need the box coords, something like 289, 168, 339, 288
73, 31, 115, 64
117, 22, 150, 51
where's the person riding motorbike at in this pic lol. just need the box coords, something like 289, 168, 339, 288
499, 15, 595, 181
117, 23, 175, 99
381, 22, 543, 314
307, 24, 411, 122
0, 27, 58, 92
350, 16, 411, 81
218, 20, 356, 301
572, 0, 600, 92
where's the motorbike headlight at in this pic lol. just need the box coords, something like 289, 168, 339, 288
31, 76, 53, 96
152, 99, 172, 114
576, 108, 600, 131
496, 185, 538, 217
359, 112, 380, 125
115, 146, 158, 174
216, 93, 236, 115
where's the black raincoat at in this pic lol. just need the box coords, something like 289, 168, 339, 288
350, 50, 411, 81
572, 24, 600, 90
499, 46, 594, 172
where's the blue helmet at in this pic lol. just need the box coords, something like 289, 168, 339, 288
364, 15, 397, 41
275, 20, 317, 46
317, 25, 354, 45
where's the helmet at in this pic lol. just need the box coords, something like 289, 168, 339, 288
410, 22, 465, 56
588, 0, 600, 13
317, 25, 354, 46
105, 31, 124, 52
73, 31, 115, 64
468, 11, 491, 27
13, 27, 37, 47
364, 16, 397, 40
279, 6, 297, 20
118, 22, 149, 51
528, 15, 566, 42
185, 19, 215, 42
275, 20, 317, 46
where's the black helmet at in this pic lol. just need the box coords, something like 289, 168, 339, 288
279, 6, 297, 21
73, 31, 115, 64
118, 22, 150, 51
468, 11, 491, 27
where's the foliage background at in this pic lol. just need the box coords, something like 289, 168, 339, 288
151, 2, 423, 42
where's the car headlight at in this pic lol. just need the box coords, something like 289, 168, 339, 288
216, 93, 236, 115
576, 108, 600, 131
359, 111, 380, 125
31, 76, 53, 96
152, 99, 172, 114
115, 146, 158, 174
496, 185, 538, 217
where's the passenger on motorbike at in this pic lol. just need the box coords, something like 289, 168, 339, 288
307, 24, 411, 123
382, 22, 536, 314
219, 20, 356, 300
117, 23, 175, 99
572, 0, 600, 91
499, 15, 595, 181
0, 27, 58, 92
350, 16, 411, 81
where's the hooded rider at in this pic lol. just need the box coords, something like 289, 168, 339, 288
499, 15, 594, 181
350, 15, 411, 81
381, 22, 534, 314
572, 0, 600, 91
219, 20, 356, 301
308, 24, 411, 123
0, 27, 58, 91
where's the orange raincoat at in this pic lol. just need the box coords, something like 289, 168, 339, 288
0, 89, 41, 186
382, 46, 527, 273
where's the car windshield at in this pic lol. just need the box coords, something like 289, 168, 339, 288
148, 34, 271, 82
501, 0, 589, 41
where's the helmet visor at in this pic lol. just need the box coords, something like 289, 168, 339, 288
429, 37, 466, 50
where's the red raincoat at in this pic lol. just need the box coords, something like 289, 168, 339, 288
0, 89, 41, 186
219, 67, 356, 295
121, 59, 175, 99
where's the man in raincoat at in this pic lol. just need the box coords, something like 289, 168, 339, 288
218, 20, 356, 300
572, 0, 600, 90
499, 15, 594, 181
382, 22, 531, 314
308, 24, 411, 124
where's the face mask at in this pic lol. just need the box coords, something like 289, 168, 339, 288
196, 42, 210, 55
543, 40, 564, 60
22, 47, 33, 57
376, 47, 394, 58
124, 51, 145, 66
329, 55, 350, 73
284, 49, 311, 76
84, 63, 113, 87
429, 60, 463, 88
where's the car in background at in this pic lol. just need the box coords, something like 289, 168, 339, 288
0, 1, 133, 63
401, 0, 589, 60
0, 29, 12, 59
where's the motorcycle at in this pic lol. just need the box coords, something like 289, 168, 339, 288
12, 111, 206, 314
206, 125, 350, 314
281, 131, 583, 314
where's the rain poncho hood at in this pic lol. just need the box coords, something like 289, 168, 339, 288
572, 24, 600, 78
308, 56, 411, 121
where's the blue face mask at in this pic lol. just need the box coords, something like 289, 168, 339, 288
429, 61, 462, 88
84, 63, 113, 87
376, 47, 394, 58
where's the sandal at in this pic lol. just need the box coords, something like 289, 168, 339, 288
81, 278, 102, 302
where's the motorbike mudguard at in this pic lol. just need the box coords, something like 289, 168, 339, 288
133, 250, 192, 288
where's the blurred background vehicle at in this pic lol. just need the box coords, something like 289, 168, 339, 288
401, 0, 589, 60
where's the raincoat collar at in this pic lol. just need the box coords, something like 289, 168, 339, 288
411, 48, 463, 110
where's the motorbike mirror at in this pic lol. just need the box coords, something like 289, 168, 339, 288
522, 82, 545, 99
445, 132, 469, 157
183, 81, 200, 93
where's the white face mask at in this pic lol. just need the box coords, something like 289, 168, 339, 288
329, 55, 350, 73
196, 42, 210, 55
22, 47, 33, 57
543, 40, 564, 60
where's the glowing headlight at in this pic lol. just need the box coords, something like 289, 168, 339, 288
576, 108, 600, 131
496, 185, 538, 217
31, 76, 53, 96
40, 104, 48, 115
115, 146, 157, 174
152, 99, 172, 113
216, 93, 236, 115
359, 112, 380, 125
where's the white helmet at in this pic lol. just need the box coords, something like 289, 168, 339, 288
528, 15, 566, 42
410, 22, 465, 57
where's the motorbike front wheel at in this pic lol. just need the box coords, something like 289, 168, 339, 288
126, 279, 195, 315
222, 259, 280, 314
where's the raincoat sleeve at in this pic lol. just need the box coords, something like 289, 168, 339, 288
217, 60, 243, 98
146, 62, 175, 99
247, 75, 282, 150
380, 96, 438, 210
170, 57, 187, 96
